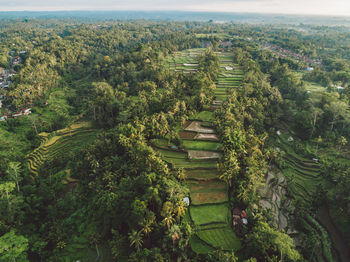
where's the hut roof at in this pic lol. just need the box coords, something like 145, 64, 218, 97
232, 207, 241, 216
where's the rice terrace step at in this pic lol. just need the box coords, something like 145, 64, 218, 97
154, 48, 244, 253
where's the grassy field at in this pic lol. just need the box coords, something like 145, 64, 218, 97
190, 235, 216, 254
182, 140, 221, 151
197, 226, 242, 251
304, 81, 328, 103
294, 71, 328, 103
190, 203, 230, 225
189, 111, 215, 122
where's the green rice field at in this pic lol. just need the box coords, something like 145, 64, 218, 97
27, 122, 97, 176
154, 48, 244, 253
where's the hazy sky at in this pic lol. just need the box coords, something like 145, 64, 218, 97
1, 0, 350, 16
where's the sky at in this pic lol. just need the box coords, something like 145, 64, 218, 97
1, 0, 350, 16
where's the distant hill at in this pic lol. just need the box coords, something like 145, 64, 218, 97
1, 10, 350, 25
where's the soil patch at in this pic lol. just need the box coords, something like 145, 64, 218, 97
279, 213, 288, 230
191, 192, 228, 205
179, 131, 197, 139
260, 199, 272, 209
185, 121, 215, 134
188, 150, 221, 159
189, 180, 227, 192
195, 133, 219, 141
185, 169, 219, 180
182, 120, 192, 129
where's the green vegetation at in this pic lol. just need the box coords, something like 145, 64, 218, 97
189, 111, 215, 122
188, 180, 228, 204
182, 140, 221, 151
190, 203, 230, 225
27, 122, 97, 176
213, 52, 244, 100
157, 47, 243, 255
197, 226, 241, 251
165, 48, 206, 72
1, 17, 349, 262
189, 235, 215, 254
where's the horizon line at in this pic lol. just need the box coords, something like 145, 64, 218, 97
0, 10, 350, 18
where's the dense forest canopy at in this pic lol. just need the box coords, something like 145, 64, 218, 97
0, 17, 349, 261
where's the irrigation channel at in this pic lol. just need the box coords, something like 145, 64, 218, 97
154, 49, 244, 253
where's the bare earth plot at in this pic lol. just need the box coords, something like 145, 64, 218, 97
188, 150, 222, 159
185, 168, 219, 180
185, 121, 215, 133
195, 133, 219, 141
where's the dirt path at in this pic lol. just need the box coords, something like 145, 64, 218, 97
317, 206, 350, 262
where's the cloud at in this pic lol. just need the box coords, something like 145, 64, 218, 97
0, 0, 350, 16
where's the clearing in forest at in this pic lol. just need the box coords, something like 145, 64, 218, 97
27, 122, 97, 176
154, 48, 243, 253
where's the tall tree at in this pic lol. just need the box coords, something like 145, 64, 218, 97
6, 162, 22, 193
0, 230, 29, 262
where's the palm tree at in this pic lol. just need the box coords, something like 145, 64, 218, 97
140, 219, 153, 235
6, 162, 22, 193
176, 168, 186, 181
88, 233, 101, 259
310, 107, 323, 138
175, 202, 185, 218
128, 230, 143, 251
161, 201, 173, 217
162, 216, 175, 229
316, 136, 322, 153
338, 136, 347, 150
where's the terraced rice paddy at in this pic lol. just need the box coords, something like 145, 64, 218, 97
152, 48, 244, 253
276, 133, 323, 203
197, 226, 241, 251
271, 132, 341, 260
185, 168, 220, 180
190, 203, 230, 225
188, 180, 228, 204
182, 140, 221, 151
27, 122, 97, 176
155, 147, 218, 169
299, 214, 335, 262
213, 52, 244, 102
260, 172, 289, 230
165, 48, 206, 73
